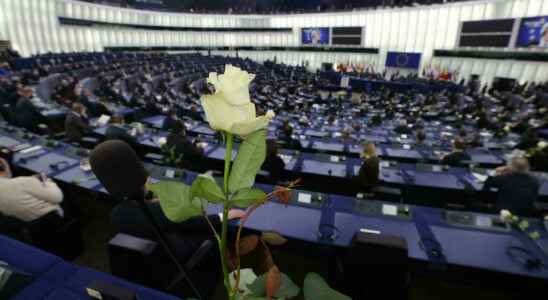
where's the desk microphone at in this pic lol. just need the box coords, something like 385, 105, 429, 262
50, 161, 71, 171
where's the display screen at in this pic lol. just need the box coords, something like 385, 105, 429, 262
301, 28, 330, 45
331, 27, 362, 46
516, 16, 548, 48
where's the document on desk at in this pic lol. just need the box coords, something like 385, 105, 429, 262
382, 204, 398, 216
20, 145, 42, 154
472, 172, 488, 182
298, 193, 312, 204
97, 115, 111, 126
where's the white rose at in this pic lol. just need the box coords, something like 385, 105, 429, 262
201, 65, 275, 136
538, 141, 547, 149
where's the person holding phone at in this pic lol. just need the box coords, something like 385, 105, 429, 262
0, 158, 64, 222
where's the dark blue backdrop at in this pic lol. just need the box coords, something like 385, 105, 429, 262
516, 16, 548, 48
385, 52, 422, 69
301, 28, 330, 45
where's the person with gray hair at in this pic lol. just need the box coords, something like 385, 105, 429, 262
483, 156, 540, 216
539, 23, 548, 48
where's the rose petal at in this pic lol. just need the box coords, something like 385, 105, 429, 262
230, 110, 275, 137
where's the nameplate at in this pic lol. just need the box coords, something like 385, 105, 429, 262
298, 193, 312, 204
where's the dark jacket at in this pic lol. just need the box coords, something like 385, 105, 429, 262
65, 112, 90, 142
14, 97, 40, 131
356, 156, 380, 191
105, 125, 136, 145
262, 154, 286, 183
165, 133, 203, 168
483, 172, 539, 216
441, 151, 471, 167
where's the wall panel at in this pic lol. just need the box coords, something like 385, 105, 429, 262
0, 0, 547, 84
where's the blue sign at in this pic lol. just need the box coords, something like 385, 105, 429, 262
385, 52, 422, 69
516, 16, 548, 48
302, 28, 330, 45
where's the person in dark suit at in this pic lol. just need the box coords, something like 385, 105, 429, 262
110, 171, 246, 283
14, 87, 41, 131
441, 138, 471, 167
187, 105, 203, 122
279, 122, 301, 150
394, 120, 412, 135
483, 157, 539, 216
162, 110, 179, 131
261, 139, 285, 183
164, 120, 205, 170
65, 103, 90, 142
105, 115, 136, 145
354, 142, 380, 192
78, 89, 110, 118
515, 128, 539, 150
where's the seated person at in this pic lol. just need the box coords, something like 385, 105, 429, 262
394, 119, 412, 135
14, 87, 41, 131
261, 139, 285, 183
298, 114, 309, 125
415, 130, 427, 147
109, 158, 245, 266
0, 158, 64, 222
354, 142, 380, 192
279, 123, 301, 150
105, 115, 136, 145
483, 157, 539, 216
440, 138, 471, 167
64, 103, 90, 142
515, 128, 539, 150
164, 121, 205, 169
78, 89, 109, 118
369, 114, 382, 126
162, 110, 179, 131
186, 105, 203, 122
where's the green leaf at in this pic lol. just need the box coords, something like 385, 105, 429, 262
518, 219, 529, 231
529, 231, 540, 239
247, 272, 300, 299
229, 130, 267, 193
150, 181, 206, 223
303, 273, 350, 300
232, 188, 267, 208
191, 173, 225, 203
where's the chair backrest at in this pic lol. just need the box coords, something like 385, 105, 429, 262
341, 231, 409, 300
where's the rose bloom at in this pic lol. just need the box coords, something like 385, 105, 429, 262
201, 65, 275, 137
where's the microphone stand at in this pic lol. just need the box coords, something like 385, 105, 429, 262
132, 195, 204, 300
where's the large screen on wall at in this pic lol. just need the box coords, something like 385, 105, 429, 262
516, 16, 548, 48
332, 27, 363, 46
458, 19, 515, 47
301, 28, 330, 45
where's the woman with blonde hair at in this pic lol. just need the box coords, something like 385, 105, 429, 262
355, 142, 380, 192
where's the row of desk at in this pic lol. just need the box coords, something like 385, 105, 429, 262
142, 115, 512, 168
114, 117, 548, 202
0, 235, 181, 300
1, 123, 548, 283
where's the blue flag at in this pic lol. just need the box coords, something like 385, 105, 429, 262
385, 52, 422, 69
